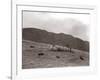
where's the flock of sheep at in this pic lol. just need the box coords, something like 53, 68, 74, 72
49, 44, 85, 60
29, 43, 85, 61
29, 43, 73, 53
49, 44, 72, 53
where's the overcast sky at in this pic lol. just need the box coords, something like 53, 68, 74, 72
23, 11, 90, 41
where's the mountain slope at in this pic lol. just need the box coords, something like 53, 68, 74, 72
22, 28, 89, 52
22, 40, 89, 69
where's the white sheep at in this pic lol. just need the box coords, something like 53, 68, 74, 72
50, 44, 68, 51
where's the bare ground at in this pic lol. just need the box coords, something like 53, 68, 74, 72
22, 40, 89, 69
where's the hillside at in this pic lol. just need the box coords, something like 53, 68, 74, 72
22, 40, 89, 69
22, 28, 89, 52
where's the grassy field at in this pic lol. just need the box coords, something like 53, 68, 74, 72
22, 40, 89, 69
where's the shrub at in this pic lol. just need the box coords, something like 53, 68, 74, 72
30, 45, 35, 48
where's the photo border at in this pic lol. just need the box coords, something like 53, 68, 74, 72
11, 3, 97, 80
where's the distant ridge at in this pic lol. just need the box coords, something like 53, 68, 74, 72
22, 28, 89, 52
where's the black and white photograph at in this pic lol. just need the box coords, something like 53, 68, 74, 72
22, 10, 90, 69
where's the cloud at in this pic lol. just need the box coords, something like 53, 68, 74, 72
23, 11, 89, 41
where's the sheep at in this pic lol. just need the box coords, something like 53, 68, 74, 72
65, 44, 73, 53
63, 46, 68, 51
50, 44, 68, 51
49, 44, 73, 53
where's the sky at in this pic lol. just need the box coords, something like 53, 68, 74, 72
23, 11, 90, 41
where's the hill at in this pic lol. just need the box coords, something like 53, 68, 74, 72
22, 28, 89, 52
22, 40, 89, 69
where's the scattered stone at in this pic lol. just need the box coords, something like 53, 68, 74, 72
80, 56, 84, 60
38, 53, 44, 56
56, 56, 60, 59
30, 45, 35, 48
